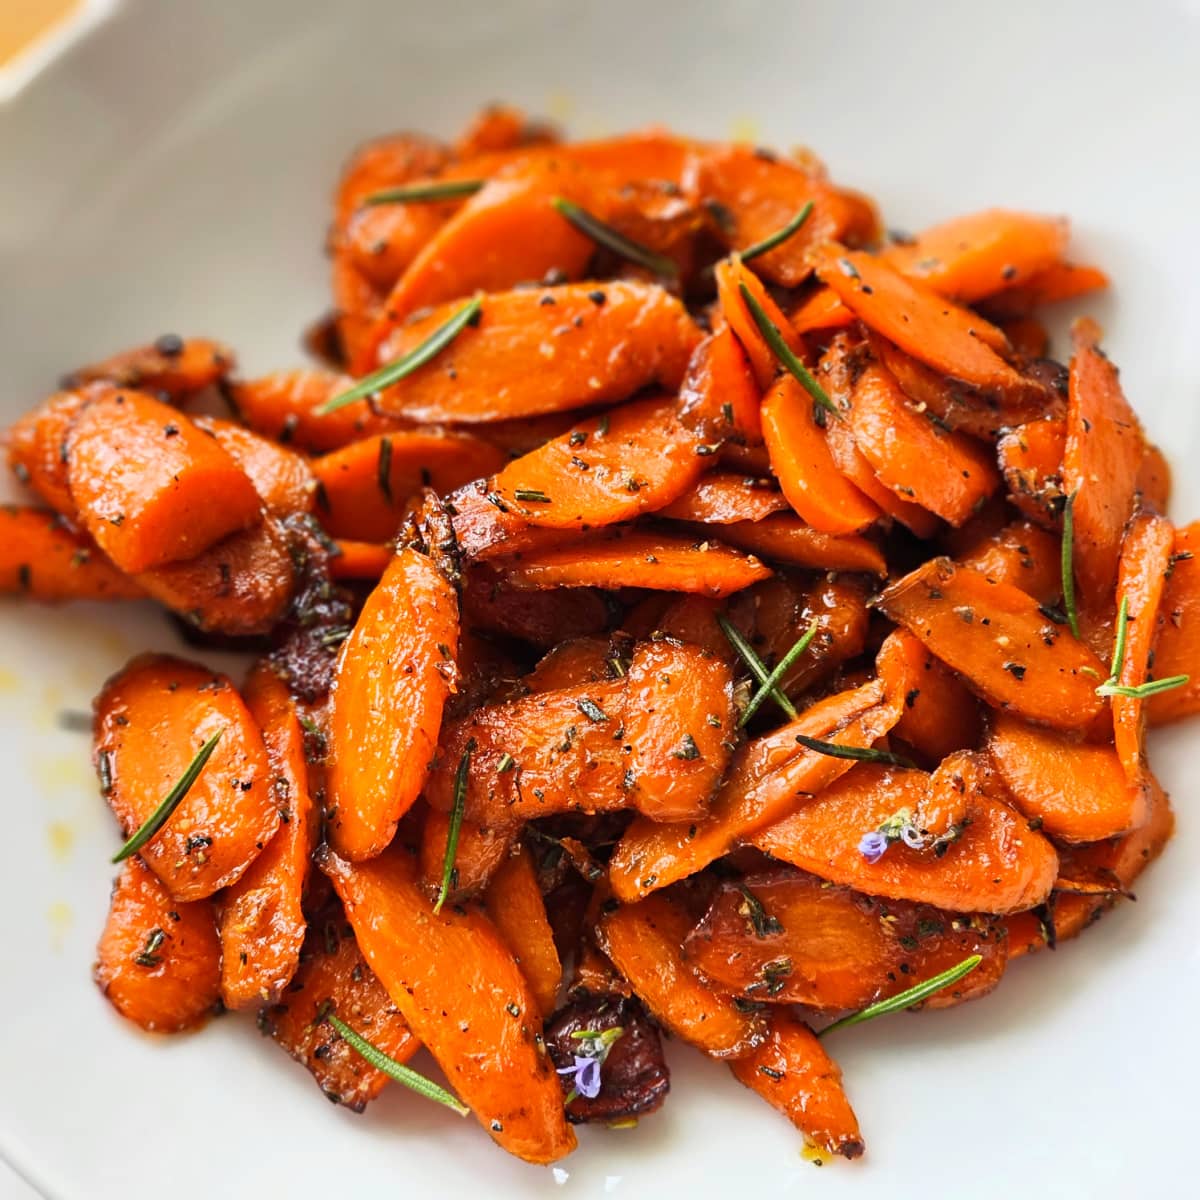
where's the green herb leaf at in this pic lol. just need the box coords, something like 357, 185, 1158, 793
793, 734, 916, 769
738, 620, 819, 727
818, 954, 983, 1038
327, 1014, 469, 1115
434, 743, 473, 914
739, 201, 814, 263
718, 615, 797, 720
513, 488, 552, 505
737, 281, 836, 416
1061, 490, 1081, 639
552, 197, 678, 278
736, 884, 783, 938
111, 729, 224, 863
1095, 674, 1190, 699
577, 697, 609, 723
362, 179, 484, 206
317, 297, 482, 415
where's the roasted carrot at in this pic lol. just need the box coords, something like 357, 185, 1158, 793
484, 847, 562, 1017
94, 856, 221, 1033
958, 520, 1062, 606
1147, 521, 1200, 724
596, 892, 767, 1059
329, 539, 393, 580
715, 255, 805, 390
461, 562, 610, 649
876, 558, 1107, 731
192, 416, 316, 517
321, 843, 577, 1163
333, 130, 450, 225
449, 484, 582, 563
1137, 443, 1171, 513
690, 514, 888, 576
326, 546, 460, 860
677, 327, 762, 447
1005, 894, 1111, 959
95, 653, 278, 901
67, 390, 261, 573
658, 473, 790, 524
996, 419, 1067, 529
64, 336, 234, 397
1062, 319, 1145, 607
218, 663, 315, 1009
789, 286, 854, 335
420, 809, 519, 901
6, 387, 91, 515
979, 262, 1110, 320
370, 282, 700, 424
0, 506, 144, 602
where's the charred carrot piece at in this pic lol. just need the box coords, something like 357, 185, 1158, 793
0, 506, 144, 602
996, 419, 1067, 530
326, 546, 460, 860
320, 843, 577, 1164
94, 856, 221, 1033
64, 336, 235, 397
448, 484, 584, 563
461, 562, 610, 648
1005, 894, 1112, 959
677, 327, 762, 447
715, 255, 805, 390
1147, 521, 1200, 724
876, 558, 1107, 731
658, 473, 791, 524
192, 416, 316, 517
95, 653, 279, 901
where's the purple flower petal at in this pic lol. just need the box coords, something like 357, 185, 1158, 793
858, 829, 889, 864
577, 1056, 602, 1099
556, 1063, 578, 1076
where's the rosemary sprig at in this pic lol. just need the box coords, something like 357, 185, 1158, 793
738, 620, 819, 728
111, 730, 224, 863
434, 743, 472, 914
362, 179, 484, 206
717, 615, 797, 720
1108, 595, 1129, 679
737, 281, 836, 416
818, 954, 982, 1038
1061, 491, 1081, 639
327, 1014, 469, 1115
1095, 674, 1190, 700
317, 297, 482, 415
552, 197, 678, 278
792, 734, 916, 769
739, 201, 814, 263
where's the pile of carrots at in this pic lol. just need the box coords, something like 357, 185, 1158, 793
3, 104, 1195, 1165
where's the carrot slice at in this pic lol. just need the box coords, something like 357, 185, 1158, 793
64, 336, 235, 397
448, 484, 582, 563
461, 562, 610, 648
333, 131, 450, 225
7, 387, 91, 516
484, 847, 562, 1018
1062, 319, 1145, 607
729, 1012, 863, 1160
313, 431, 504, 541
595, 892, 767, 1059
329, 539, 393, 580
959, 520, 1062, 606
987, 711, 1147, 843
881, 210, 1068, 303
607, 681, 897, 902
658, 473, 790, 524
0, 506, 144, 601
260, 902, 419, 1110
876, 558, 1107, 731
320, 843, 577, 1163
1005, 894, 1112, 959
751, 763, 1058, 913
192, 416, 315, 517
218, 663, 315, 1009
762, 375, 881, 534
715, 255, 804, 390
690, 514, 887, 575
677, 327, 762, 447
1137, 443, 1171, 513
492, 394, 705, 529
96, 653, 278, 901
94, 856, 221, 1033
501, 530, 771, 597
371, 282, 700, 424
421, 808, 519, 901
996, 418, 1067, 529
1147, 521, 1200, 724
790, 286, 854, 335
326, 546, 459, 860
980, 262, 1110, 320
67, 391, 261, 573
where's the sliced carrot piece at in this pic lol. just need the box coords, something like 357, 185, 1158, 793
421, 808, 519, 901
501, 530, 771, 597
260, 902, 419, 1110
595, 892, 766, 1059
492, 394, 705, 529
980, 262, 1110, 319
608, 681, 897, 902
189, 416, 315, 517
313, 431, 504, 541
686, 514, 887, 576
987, 711, 1147, 843
522, 637, 614, 691
729, 1012, 863, 1159
96, 653, 278, 901
876, 558, 1107, 731
333, 131, 450, 225
881, 210, 1068, 303
715, 255, 804, 390
996, 418, 1067, 529
326, 546, 459, 860
658, 473, 790, 524
7, 387, 91, 516
1004, 894, 1111, 960
763, 375, 880, 534
1147, 521, 1200, 724
959, 520, 1062, 606
343, 197, 457, 291
321, 843, 576, 1163
64, 337, 234, 397
454, 103, 556, 157
677, 326, 762, 447
484, 847, 562, 1018
461, 562, 610, 648
0, 506, 144, 601
752, 763, 1058, 913
790, 286, 854, 335
329, 539, 392, 580
67, 391, 261, 573
1063, 319, 1144, 607
1137, 443, 1171, 513
218, 663, 315, 1009
998, 315, 1049, 359
448, 484, 581, 563
371, 282, 700, 424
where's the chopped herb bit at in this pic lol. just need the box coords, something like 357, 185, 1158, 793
739, 201, 814, 262
513, 487, 552, 504
739, 620, 819, 727
551, 196, 678, 278
794, 734, 916, 769
718, 615, 797, 720
133, 927, 166, 968
362, 178, 484, 206
496, 752, 516, 774
737, 884, 784, 938
673, 733, 701, 760
434, 743, 473, 913
577, 697, 609, 723
1061, 491, 1081, 638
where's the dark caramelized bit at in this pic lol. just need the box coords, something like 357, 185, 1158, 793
545, 994, 669, 1125
397, 487, 463, 588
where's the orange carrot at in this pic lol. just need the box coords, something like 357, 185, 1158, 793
980, 262, 1109, 319
789, 286, 854, 335
64, 336, 235, 397
715, 255, 804, 390
677, 326, 762, 447
329, 539, 392, 580
996, 419, 1067, 529
686, 515, 887, 576
958, 520, 1062, 606
192, 416, 315, 517
1137, 443, 1171, 513
658, 473, 790, 524
484, 847, 562, 1017
1147, 521, 1200, 724
7, 387, 91, 515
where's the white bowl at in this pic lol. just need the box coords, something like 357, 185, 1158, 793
2, 1, 1198, 1197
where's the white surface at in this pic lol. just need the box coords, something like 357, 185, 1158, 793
1, 1, 1198, 1197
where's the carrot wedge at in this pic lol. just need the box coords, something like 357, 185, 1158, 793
64, 336, 235, 397
421, 809, 519, 900
94, 856, 221, 1033
677, 326, 762, 447
715, 255, 805, 390
320, 843, 577, 1164
658, 473, 790, 524
371, 283, 700, 424
980, 262, 1110, 319
1147, 521, 1200, 724
96, 653, 278, 901
7, 387, 91, 515
689, 515, 887, 576
729, 1013, 864, 1160
996, 419, 1067, 529
326, 546, 459, 860
192, 417, 316, 517
876, 558, 1107, 731
959, 520, 1062, 606
596, 892, 767, 1059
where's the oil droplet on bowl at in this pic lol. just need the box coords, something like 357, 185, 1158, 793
801, 1140, 825, 1167
48, 901, 73, 951
47, 820, 75, 861
729, 115, 762, 143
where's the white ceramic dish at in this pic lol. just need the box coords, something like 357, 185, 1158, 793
2, 1, 1198, 1197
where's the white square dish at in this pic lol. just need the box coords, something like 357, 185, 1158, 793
2, 1, 1198, 1197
